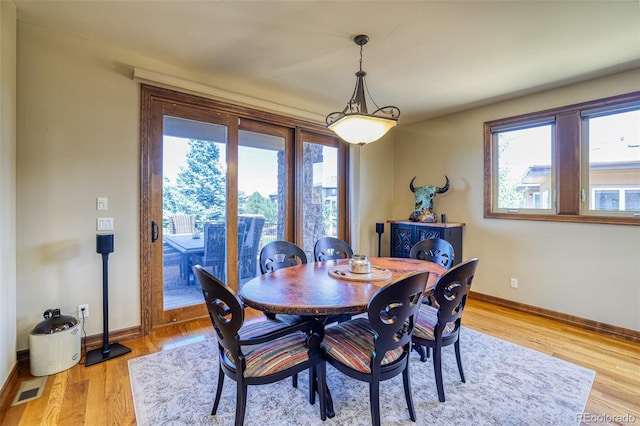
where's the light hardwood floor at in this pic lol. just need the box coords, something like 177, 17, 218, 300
3, 298, 639, 425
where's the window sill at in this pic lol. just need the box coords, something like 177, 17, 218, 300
484, 211, 640, 226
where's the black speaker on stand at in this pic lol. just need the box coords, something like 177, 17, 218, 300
86, 234, 131, 366
375, 223, 384, 257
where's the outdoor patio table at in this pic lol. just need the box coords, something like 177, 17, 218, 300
164, 234, 204, 283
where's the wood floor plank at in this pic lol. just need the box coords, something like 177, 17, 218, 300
84, 363, 107, 426
57, 380, 87, 425
41, 372, 67, 425
2, 298, 638, 425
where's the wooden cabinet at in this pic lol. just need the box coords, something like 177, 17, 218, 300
388, 220, 464, 266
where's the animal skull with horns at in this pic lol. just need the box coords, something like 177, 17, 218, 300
408, 176, 450, 222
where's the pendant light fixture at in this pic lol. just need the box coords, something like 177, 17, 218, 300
326, 34, 400, 145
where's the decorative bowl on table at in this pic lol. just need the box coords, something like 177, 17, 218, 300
348, 255, 371, 274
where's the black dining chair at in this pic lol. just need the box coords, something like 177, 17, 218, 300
411, 257, 479, 402
409, 238, 455, 308
192, 265, 327, 425
322, 271, 430, 426
258, 240, 308, 386
258, 240, 307, 321
409, 238, 455, 269
313, 237, 354, 261
313, 236, 355, 324
259, 240, 308, 273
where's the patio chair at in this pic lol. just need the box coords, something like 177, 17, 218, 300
198, 222, 246, 283
162, 243, 185, 287
238, 215, 266, 280
168, 214, 196, 235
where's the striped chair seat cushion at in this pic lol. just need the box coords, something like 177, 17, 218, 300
322, 318, 404, 374
413, 304, 456, 341
223, 333, 310, 378
237, 318, 290, 340
224, 319, 310, 378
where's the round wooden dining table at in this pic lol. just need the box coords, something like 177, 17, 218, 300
240, 257, 445, 419
239, 257, 445, 317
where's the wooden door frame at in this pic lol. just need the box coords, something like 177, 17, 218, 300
139, 84, 345, 335
141, 87, 236, 331
296, 130, 350, 247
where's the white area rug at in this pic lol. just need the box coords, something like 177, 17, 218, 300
129, 328, 594, 425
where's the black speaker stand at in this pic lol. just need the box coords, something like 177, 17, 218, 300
85, 343, 131, 366
375, 223, 384, 257
86, 235, 131, 366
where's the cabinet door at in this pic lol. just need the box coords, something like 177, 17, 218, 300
415, 226, 443, 241
390, 224, 414, 257
443, 228, 463, 266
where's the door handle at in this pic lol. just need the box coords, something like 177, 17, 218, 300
151, 221, 159, 243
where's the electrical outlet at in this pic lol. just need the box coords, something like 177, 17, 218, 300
510, 278, 518, 289
97, 217, 113, 231
77, 304, 89, 318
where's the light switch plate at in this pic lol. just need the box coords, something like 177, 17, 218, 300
97, 197, 108, 211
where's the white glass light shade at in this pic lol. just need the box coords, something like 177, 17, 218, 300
327, 114, 398, 145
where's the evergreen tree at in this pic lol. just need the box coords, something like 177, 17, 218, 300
244, 191, 277, 223
164, 140, 226, 222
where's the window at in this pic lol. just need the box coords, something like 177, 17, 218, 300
298, 132, 346, 259
583, 107, 640, 216
493, 122, 554, 213
484, 91, 640, 225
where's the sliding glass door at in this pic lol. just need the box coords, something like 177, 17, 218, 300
237, 120, 292, 288
162, 116, 228, 312
140, 85, 348, 332
298, 131, 347, 259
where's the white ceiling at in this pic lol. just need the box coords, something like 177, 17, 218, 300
14, 0, 640, 125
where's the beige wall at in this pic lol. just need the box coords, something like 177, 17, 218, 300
386, 69, 640, 331
354, 133, 395, 257
16, 23, 143, 351
0, 0, 17, 393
